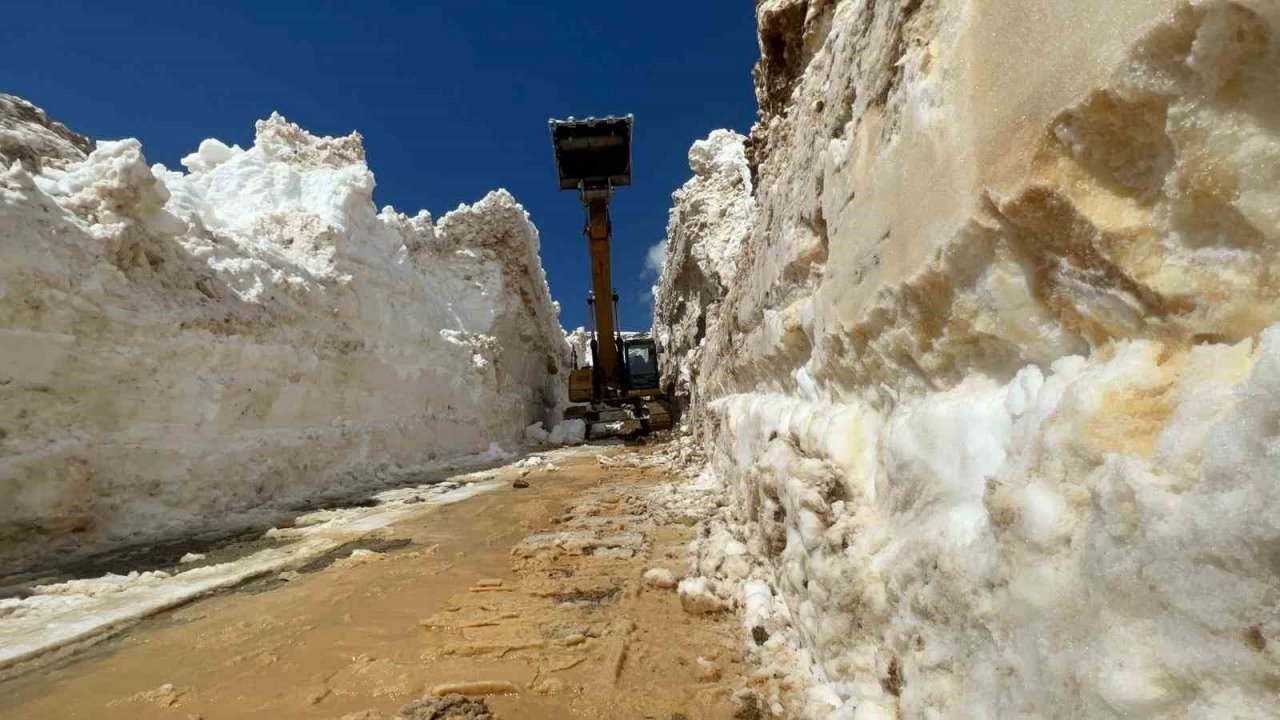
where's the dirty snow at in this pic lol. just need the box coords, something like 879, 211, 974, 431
652, 1, 1280, 717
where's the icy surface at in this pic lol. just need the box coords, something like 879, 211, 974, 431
0, 104, 568, 572
652, 1, 1280, 717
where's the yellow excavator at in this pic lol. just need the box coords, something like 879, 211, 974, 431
549, 115, 671, 436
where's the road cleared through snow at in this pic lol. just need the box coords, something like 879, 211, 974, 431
0, 455, 509, 674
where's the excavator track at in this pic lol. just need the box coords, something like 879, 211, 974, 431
564, 398, 671, 439
642, 399, 672, 432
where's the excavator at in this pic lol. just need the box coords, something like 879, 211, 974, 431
549, 115, 671, 437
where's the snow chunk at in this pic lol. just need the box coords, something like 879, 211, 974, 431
643, 568, 678, 589
678, 576, 727, 615
524, 423, 550, 444
524, 419, 586, 447
180, 138, 241, 173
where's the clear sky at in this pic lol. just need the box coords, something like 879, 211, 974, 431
3, 1, 760, 332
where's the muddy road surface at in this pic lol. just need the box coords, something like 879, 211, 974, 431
0, 445, 761, 719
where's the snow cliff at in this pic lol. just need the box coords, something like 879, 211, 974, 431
652, 129, 755, 418
0, 98, 568, 572
654, 1, 1280, 717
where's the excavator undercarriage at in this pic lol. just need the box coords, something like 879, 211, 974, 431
550, 115, 672, 437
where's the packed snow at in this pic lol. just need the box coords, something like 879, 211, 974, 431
0, 102, 569, 572
652, 1, 1280, 717
524, 418, 587, 446
651, 129, 755, 415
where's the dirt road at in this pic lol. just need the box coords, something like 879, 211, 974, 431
0, 445, 760, 719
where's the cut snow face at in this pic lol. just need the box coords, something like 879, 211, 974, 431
651, 2, 1280, 718
0, 100, 570, 574
650, 128, 754, 415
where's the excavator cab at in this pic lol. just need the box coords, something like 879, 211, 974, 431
622, 337, 659, 392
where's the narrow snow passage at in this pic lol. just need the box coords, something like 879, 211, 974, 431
0, 443, 782, 720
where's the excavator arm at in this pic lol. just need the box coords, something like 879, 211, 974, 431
584, 195, 619, 386
549, 115, 633, 398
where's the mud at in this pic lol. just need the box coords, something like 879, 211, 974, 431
0, 462, 509, 599
0, 446, 754, 719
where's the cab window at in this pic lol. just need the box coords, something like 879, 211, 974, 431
627, 345, 655, 375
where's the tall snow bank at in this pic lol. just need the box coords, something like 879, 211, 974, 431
654, 1, 1280, 717
652, 130, 754, 418
0, 104, 568, 572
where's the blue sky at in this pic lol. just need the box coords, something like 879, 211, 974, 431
3, 1, 760, 331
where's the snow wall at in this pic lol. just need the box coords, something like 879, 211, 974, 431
653, 2, 1280, 717
0, 96, 569, 572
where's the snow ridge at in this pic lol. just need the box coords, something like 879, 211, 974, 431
0, 104, 569, 572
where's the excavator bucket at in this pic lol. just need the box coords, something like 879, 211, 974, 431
549, 115, 633, 190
